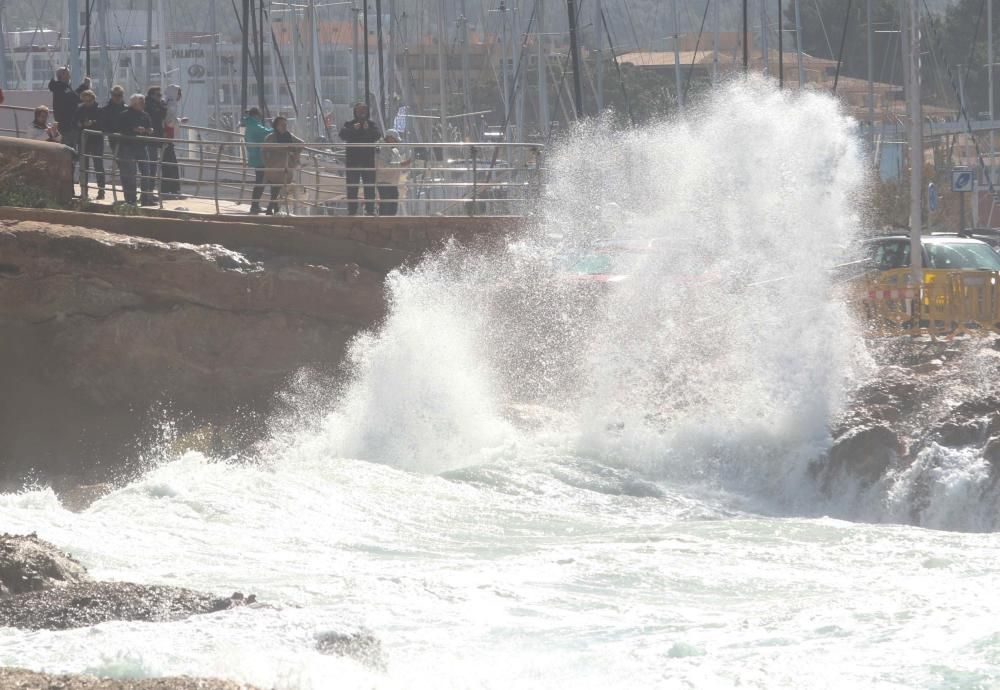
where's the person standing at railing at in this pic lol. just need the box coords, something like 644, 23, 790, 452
117, 94, 156, 206
29, 105, 60, 142
160, 85, 187, 199
48, 67, 90, 151
376, 129, 411, 216
241, 107, 272, 215
338, 102, 381, 216
74, 90, 106, 200
101, 86, 128, 154
262, 116, 304, 215
143, 86, 168, 201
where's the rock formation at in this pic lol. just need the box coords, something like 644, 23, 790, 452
0, 533, 90, 596
0, 534, 258, 630
0, 137, 75, 206
0, 218, 385, 486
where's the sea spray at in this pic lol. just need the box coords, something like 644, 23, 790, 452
291, 78, 868, 507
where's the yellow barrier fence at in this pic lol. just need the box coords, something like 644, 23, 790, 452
859, 268, 1000, 336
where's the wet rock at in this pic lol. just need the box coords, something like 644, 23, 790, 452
0, 582, 258, 630
316, 631, 387, 671
931, 421, 983, 448
58, 483, 114, 512
819, 424, 900, 491
0, 533, 91, 595
0, 667, 262, 689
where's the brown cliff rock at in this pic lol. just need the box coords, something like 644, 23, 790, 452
0, 220, 385, 485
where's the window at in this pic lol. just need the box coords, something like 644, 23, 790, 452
870, 240, 910, 270
926, 242, 1000, 270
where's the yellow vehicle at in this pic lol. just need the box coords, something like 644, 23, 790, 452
856, 235, 1000, 335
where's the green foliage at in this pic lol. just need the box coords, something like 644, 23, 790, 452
0, 181, 63, 209
113, 202, 146, 217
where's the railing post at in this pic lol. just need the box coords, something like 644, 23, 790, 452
471, 145, 478, 217
312, 154, 320, 215
156, 138, 166, 209
195, 134, 205, 197
109, 135, 119, 204
81, 130, 91, 199
214, 143, 224, 215
239, 140, 248, 211
13, 110, 19, 138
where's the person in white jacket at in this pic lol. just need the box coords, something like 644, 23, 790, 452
160, 84, 187, 198
375, 129, 410, 216
29, 105, 61, 142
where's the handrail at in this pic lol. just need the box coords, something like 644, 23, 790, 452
21, 123, 545, 217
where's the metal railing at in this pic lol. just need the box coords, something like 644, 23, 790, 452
0, 105, 39, 138
2, 106, 544, 217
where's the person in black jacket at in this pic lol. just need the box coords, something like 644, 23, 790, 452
144, 86, 168, 198
75, 90, 106, 200
48, 67, 90, 150
338, 102, 381, 215
101, 85, 128, 154
117, 94, 156, 206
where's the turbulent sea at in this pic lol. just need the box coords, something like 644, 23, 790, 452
3, 80, 1000, 689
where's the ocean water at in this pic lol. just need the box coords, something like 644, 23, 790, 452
3, 79, 999, 689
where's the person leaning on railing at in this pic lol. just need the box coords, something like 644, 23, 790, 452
338, 102, 381, 216
116, 94, 156, 206
101, 86, 128, 155
376, 129, 411, 217
143, 86, 167, 201
29, 105, 61, 143
241, 107, 272, 215
261, 115, 303, 215
75, 90, 106, 200
160, 84, 187, 199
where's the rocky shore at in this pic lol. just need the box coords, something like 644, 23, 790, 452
0, 668, 261, 690
0, 534, 257, 630
0, 532, 386, 686
814, 336, 1000, 527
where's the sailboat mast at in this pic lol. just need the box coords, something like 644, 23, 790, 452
158, 0, 168, 88
0, 2, 7, 89
241, 0, 251, 112
672, 0, 682, 109
85, 0, 92, 78
794, 0, 803, 85
759, 0, 769, 75
595, 0, 604, 111
903, 0, 923, 286
376, 0, 386, 120
211, 0, 221, 124
537, 0, 548, 137
436, 0, 447, 130
712, 0, 720, 84
69, 0, 82, 80
146, 0, 154, 87
363, 0, 370, 105
742, 0, 749, 71
566, 0, 584, 117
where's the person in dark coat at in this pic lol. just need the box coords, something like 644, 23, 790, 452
101, 85, 128, 155
74, 90, 106, 199
338, 102, 381, 216
117, 94, 156, 206
48, 67, 90, 150
144, 86, 168, 196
